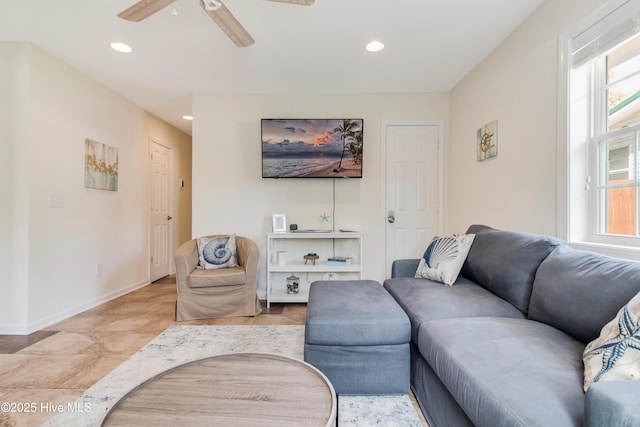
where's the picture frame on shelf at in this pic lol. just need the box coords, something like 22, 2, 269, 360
272, 214, 287, 233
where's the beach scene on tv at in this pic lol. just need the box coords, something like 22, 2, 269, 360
262, 119, 363, 178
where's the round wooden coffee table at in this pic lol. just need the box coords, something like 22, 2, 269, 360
101, 353, 336, 427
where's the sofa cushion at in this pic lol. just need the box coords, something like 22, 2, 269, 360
188, 267, 246, 288
583, 290, 640, 391
306, 280, 410, 346
418, 317, 585, 427
460, 226, 562, 314
415, 234, 475, 286
196, 235, 238, 270
383, 277, 524, 341
529, 246, 640, 344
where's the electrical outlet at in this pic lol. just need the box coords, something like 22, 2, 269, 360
323, 272, 339, 281
96, 264, 103, 278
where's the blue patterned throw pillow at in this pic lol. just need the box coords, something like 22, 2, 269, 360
415, 234, 475, 286
196, 235, 238, 270
583, 291, 640, 391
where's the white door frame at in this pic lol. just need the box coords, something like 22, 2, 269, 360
381, 120, 444, 277
149, 138, 174, 282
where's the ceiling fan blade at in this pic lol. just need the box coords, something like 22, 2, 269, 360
266, 0, 315, 5
199, 0, 255, 47
118, 0, 176, 22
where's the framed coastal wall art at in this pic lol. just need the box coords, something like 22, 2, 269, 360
84, 138, 119, 191
477, 120, 498, 161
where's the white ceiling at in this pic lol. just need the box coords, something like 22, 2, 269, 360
0, 0, 544, 135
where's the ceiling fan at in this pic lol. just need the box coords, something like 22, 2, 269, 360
117, 0, 315, 47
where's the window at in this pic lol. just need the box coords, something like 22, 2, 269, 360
566, 0, 640, 249
596, 35, 640, 237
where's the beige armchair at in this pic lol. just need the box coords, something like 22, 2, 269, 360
174, 235, 262, 321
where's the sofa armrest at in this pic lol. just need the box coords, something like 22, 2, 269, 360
585, 381, 640, 427
175, 239, 199, 290
236, 237, 259, 289
391, 259, 420, 278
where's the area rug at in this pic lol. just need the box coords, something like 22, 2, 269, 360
41, 325, 423, 427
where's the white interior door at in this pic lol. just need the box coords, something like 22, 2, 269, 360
150, 141, 171, 282
385, 124, 441, 278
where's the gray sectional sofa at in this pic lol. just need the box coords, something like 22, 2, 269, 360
383, 225, 640, 427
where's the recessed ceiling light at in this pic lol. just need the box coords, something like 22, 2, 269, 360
110, 42, 133, 53
182, 115, 194, 121
365, 40, 384, 53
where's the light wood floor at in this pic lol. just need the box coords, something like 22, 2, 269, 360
0, 276, 427, 427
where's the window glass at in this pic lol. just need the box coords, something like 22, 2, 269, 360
607, 35, 640, 131
598, 133, 638, 236
605, 135, 633, 184
602, 187, 635, 235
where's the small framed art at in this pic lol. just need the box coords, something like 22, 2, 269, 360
85, 138, 119, 191
272, 214, 287, 233
477, 120, 498, 161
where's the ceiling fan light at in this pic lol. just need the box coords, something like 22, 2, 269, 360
110, 42, 133, 53
202, 0, 222, 11
365, 41, 384, 52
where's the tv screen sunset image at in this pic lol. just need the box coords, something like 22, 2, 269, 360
262, 119, 363, 178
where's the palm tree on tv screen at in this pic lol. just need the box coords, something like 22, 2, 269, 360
347, 130, 363, 165
333, 119, 360, 171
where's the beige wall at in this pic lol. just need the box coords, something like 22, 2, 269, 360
447, 0, 606, 236
0, 42, 191, 333
192, 93, 449, 296
0, 43, 30, 329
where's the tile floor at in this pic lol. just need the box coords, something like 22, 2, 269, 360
0, 276, 427, 427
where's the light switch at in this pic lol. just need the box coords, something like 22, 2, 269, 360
48, 194, 64, 208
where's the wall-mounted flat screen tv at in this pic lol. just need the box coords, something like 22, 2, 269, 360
262, 118, 363, 178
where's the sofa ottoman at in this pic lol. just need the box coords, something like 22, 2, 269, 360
304, 280, 411, 395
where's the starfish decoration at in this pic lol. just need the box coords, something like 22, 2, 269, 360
320, 212, 330, 223
584, 303, 640, 382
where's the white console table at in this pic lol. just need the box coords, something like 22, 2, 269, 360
266, 232, 363, 307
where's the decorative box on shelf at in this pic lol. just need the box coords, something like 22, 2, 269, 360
266, 232, 363, 307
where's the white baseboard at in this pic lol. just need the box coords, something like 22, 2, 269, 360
0, 279, 150, 335
0, 323, 30, 335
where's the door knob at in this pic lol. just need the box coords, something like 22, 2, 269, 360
167, 215, 173, 221
387, 211, 395, 224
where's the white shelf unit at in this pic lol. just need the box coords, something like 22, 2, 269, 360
266, 232, 363, 307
